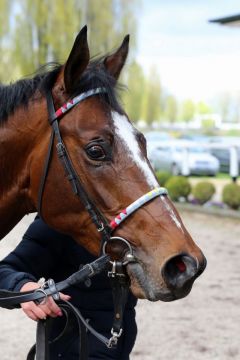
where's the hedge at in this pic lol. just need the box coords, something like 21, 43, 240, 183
192, 181, 216, 205
222, 183, 240, 210
165, 176, 191, 201
155, 171, 172, 186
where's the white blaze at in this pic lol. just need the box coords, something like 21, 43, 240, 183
112, 111, 184, 231
112, 111, 158, 188
160, 196, 183, 231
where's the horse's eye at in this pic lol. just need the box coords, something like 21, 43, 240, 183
86, 145, 106, 160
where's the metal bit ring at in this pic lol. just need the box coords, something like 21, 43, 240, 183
102, 236, 134, 257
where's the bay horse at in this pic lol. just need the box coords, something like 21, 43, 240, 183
0, 26, 206, 302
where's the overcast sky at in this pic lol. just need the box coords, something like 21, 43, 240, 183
137, 0, 240, 102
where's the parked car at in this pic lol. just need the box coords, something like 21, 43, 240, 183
148, 140, 220, 176
208, 137, 240, 173
180, 134, 210, 143
180, 135, 240, 173
144, 131, 173, 153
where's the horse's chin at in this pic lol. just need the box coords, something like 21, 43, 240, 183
127, 262, 191, 302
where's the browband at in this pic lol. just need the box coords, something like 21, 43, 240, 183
52, 88, 107, 122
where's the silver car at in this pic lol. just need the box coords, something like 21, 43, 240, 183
148, 140, 220, 176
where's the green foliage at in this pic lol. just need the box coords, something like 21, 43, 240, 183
155, 171, 172, 186
84, 0, 138, 55
122, 60, 145, 122
0, 0, 13, 81
180, 99, 195, 122
0, 0, 165, 127
202, 118, 215, 129
0, 0, 11, 40
165, 176, 191, 202
163, 95, 178, 123
216, 92, 240, 124
222, 183, 240, 210
196, 101, 212, 115
142, 66, 162, 125
225, 129, 240, 137
1, 0, 140, 81
192, 181, 216, 204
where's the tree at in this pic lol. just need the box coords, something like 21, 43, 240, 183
142, 66, 162, 125
8, 0, 140, 79
180, 99, 195, 123
196, 101, 212, 115
0, 0, 11, 44
0, 0, 13, 81
217, 93, 231, 123
122, 60, 145, 122
12, 0, 81, 75
164, 95, 178, 123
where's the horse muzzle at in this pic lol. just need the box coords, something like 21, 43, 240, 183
126, 252, 207, 302
103, 235, 207, 302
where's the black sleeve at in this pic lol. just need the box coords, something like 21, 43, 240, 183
0, 217, 69, 292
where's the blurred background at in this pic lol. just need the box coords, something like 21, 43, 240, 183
1, 0, 240, 130
1, 0, 240, 131
1, 0, 240, 188
1, 1, 240, 359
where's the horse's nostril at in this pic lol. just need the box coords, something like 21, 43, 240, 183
162, 254, 198, 289
174, 257, 187, 273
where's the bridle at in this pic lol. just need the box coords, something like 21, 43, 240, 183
38, 86, 168, 259
35, 86, 168, 351
0, 86, 168, 358
37, 86, 168, 345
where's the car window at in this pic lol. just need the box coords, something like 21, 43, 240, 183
189, 147, 209, 154
156, 146, 172, 152
174, 147, 184, 153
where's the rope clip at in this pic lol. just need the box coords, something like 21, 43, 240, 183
107, 328, 123, 348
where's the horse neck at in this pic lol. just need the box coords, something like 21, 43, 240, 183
0, 98, 47, 238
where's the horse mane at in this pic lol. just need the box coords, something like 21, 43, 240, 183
0, 58, 123, 124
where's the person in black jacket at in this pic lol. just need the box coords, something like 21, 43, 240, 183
0, 216, 137, 360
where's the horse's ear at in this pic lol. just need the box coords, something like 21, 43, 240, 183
104, 35, 130, 80
64, 26, 90, 93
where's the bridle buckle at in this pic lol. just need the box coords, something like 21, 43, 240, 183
108, 260, 127, 278
97, 222, 105, 232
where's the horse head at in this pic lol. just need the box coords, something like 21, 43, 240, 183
24, 27, 206, 301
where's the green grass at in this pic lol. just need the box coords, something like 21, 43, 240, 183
216, 173, 232, 179
189, 173, 232, 180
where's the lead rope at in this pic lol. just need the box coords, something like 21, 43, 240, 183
26, 269, 128, 360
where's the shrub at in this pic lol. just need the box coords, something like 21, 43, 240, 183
165, 176, 191, 201
192, 181, 216, 205
156, 171, 172, 186
222, 183, 240, 210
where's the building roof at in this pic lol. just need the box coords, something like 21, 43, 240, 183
209, 14, 240, 27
